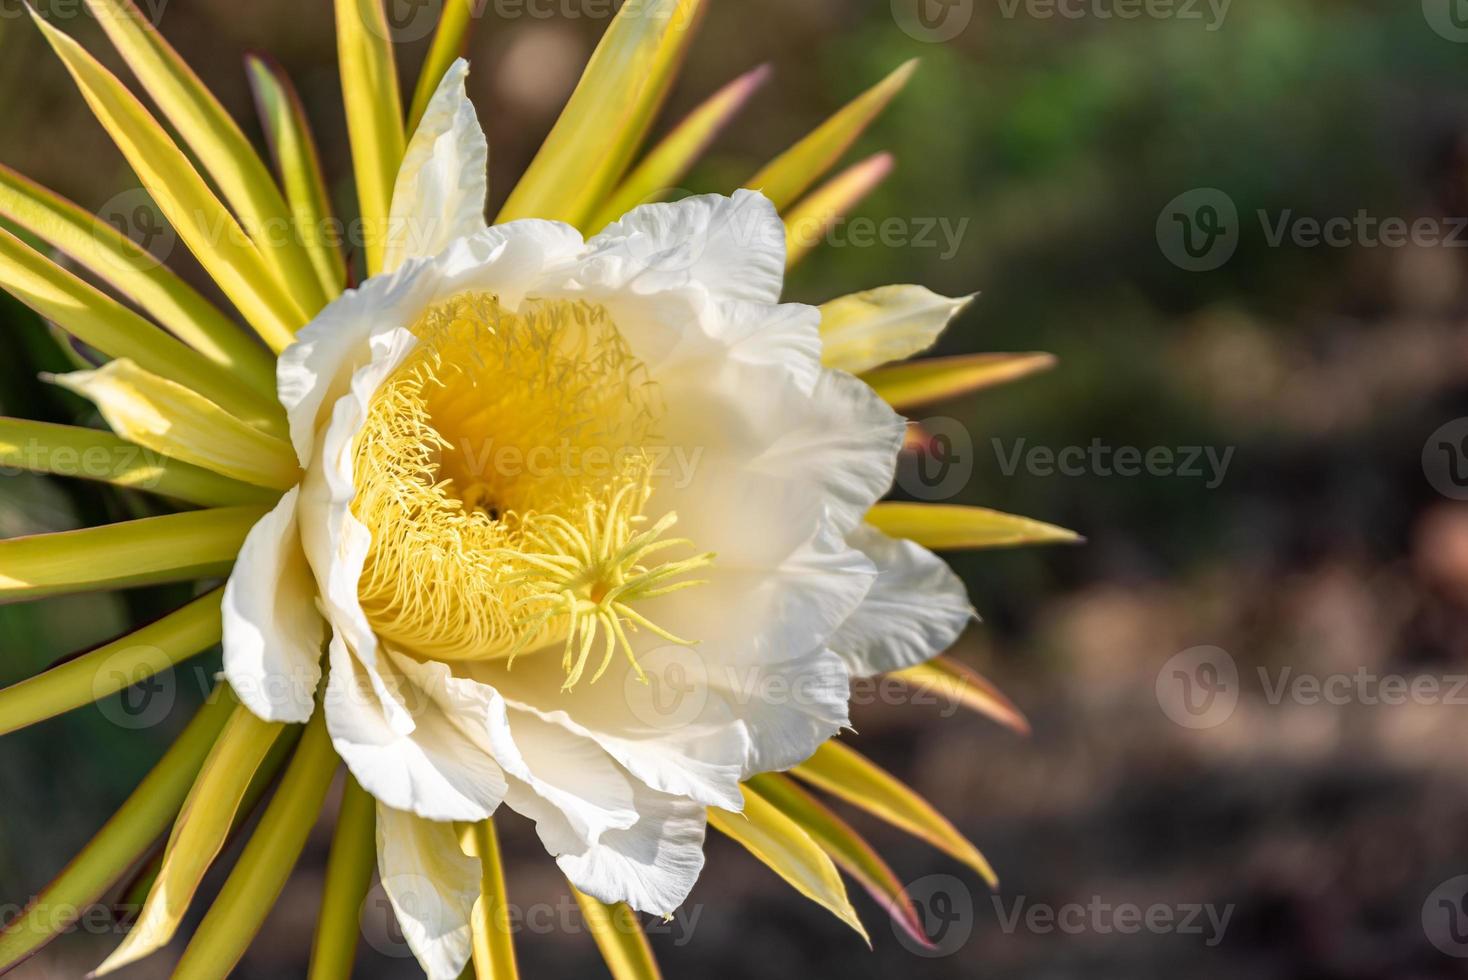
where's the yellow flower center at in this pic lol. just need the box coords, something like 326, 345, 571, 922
352, 293, 711, 688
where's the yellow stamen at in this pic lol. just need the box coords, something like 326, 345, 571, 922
352, 292, 710, 686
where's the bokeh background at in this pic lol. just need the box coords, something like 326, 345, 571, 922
4, 0, 1468, 976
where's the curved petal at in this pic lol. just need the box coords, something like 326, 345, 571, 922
324, 640, 507, 822
478, 651, 748, 812
500, 710, 642, 846
384, 58, 489, 272
586, 189, 785, 305
298, 326, 418, 712
505, 775, 707, 918
832, 525, 975, 677
277, 258, 440, 465
652, 366, 904, 565
717, 646, 853, 776
555, 792, 707, 919
221, 486, 325, 723
375, 803, 477, 980
712, 297, 822, 394
390, 654, 641, 848
48, 358, 297, 489
648, 521, 876, 671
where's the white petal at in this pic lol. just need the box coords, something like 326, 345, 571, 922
475, 652, 748, 812
575, 522, 869, 783
221, 486, 324, 723
436, 219, 584, 301
376, 804, 478, 980
298, 326, 419, 731
713, 297, 823, 394
384, 59, 489, 272
833, 525, 975, 677
277, 259, 441, 466
505, 776, 708, 918
653, 366, 905, 565
648, 522, 876, 671
390, 655, 641, 847
324, 640, 508, 822
500, 710, 641, 846
528, 197, 818, 386
716, 647, 852, 776
586, 189, 786, 305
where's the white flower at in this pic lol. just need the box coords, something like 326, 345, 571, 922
221, 61, 972, 979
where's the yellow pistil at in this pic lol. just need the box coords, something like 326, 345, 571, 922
507, 473, 713, 689
351, 292, 711, 684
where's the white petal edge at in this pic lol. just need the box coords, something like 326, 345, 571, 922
384, 58, 489, 273
831, 524, 976, 677
719, 647, 854, 777
391, 653, 642, 849
586, 189, 786, 305
505, 776, 708, 918
325, 639, 508, 822
221, 486, 324, 723
277, 220, 585, 466
376, 803, 478, 980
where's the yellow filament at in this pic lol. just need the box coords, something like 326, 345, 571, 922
352, 293, 710, 685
